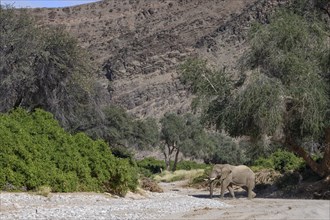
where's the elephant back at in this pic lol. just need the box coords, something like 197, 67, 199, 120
231, 165, 255, 186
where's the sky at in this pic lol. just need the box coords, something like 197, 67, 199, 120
1, 0, 100, 8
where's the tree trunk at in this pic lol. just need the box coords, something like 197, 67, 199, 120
164, 151, 170, 171
285, 129, 330, 177
321, 127, 330, 176
164, 143, 176, 171
163, 143, 171, 171
172, 148, 180, 172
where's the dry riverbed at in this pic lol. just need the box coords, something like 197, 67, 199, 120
1, 182, 329, 220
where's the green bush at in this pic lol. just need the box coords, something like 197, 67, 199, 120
272, 150, 305, 172
253, 157, 275, 170
137, 158, 209, 177
254, 149, 305, 172
137, 157, 165, 177
0, 108, 138, 195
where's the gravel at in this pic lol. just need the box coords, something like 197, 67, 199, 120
0, 188, 228, 219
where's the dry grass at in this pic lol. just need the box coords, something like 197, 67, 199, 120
154, 169, 205, 183
140, 177, 163, 193
36, 185, 52, 197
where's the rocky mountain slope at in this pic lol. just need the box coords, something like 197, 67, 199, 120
29, 0, 289, 119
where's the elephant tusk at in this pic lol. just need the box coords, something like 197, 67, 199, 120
209, 177, 216, 181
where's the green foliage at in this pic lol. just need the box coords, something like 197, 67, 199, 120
159, 112, 248, 167
103, 158, 138, 196
224, 73, 284, 138
254, 150, 305, 172
177, 114, 211, 159
0, 6, 160, 156
160, 113, 213, 170
160, 113, 186, 147
137, 158, 208, 177
161, 113, 210, 158
179, 58, 233, 122
178, 4, 329, 175
132, 118, 160, 150
271, 150, 305, 172
93, 106, 159, 151
245, 8, 329, 138
204, 133, 247, 165
137, 157, 165, 177
101, 106, 134, 146
180, 7, 329, 139
0, 108, 138, 195
179, 58, 232, 97
36, 185, 52, 197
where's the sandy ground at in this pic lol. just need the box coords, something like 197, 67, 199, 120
1, 181, 329, 220
164, 198, 330, 220
160, 181, 330, 220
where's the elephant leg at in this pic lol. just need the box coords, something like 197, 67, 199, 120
209, 181, 214, 199
248, 188, 256, 199
227, 183, 235, 199
247, 178, 256, 199
220, 180, 230, 199
242, 186, 256, 199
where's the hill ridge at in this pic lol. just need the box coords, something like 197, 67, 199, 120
29, 0, 289, 118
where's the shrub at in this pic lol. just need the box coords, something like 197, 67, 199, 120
253, 158, 275, 170
272, 150, 305, 172
36, 185, 52, 197
140, 177, 163, 192
0, 108, 138, 195
253, 149, 305, 172
137, 157, 165, 177
137, 158, 209, 177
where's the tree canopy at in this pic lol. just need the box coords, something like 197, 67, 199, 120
0, 6, 103, 130
160, 112, 244, 170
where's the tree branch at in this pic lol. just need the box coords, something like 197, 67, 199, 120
285, 136, 325, 177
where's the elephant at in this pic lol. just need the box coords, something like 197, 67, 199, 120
208, 164, 256, 199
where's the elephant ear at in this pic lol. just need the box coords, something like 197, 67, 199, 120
220, 166, 232, 182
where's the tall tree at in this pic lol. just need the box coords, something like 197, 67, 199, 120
160, 113, 186, 171
0, 6, 103, 130
180, 5, 330, 177
160, 113, 207, 171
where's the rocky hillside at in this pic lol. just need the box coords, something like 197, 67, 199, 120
29, 0, 289, 119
